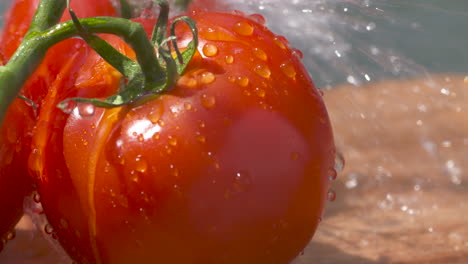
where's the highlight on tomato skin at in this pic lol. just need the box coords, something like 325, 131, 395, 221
24, 5, 336, 263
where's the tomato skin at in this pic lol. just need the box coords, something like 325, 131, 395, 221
31, 11, 335, 264
0, 0, 118, 248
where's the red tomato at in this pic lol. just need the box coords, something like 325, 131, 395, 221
0, 0, 118, 250
30, 11, 335, 264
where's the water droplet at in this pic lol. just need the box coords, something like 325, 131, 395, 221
200, 94, 216, 109
253, 47, 268, 61
198, 121, 206, 128
233, 171, 252, 193
201, 72, 216, 84
61, 100, 77, 114
33, 192, 41, 203
225, 55, 234, 64
248, 14, 266, 25
44, 224, 54, 235
170, 166, 179, 177
334, 152, 345, 173
135, 156, 148, 173
195, 133, 206, 143
328, 168, 337, 181
202, 43, 219, 57
291, 48, 304, 60
168, 136, 178, 147
157, 119, 165, 127
227, 76, 236, 83
60, 218, 69, 229
255, 88, 266, 98
78, 103, 95, 118
327, 189, 336, 202
5, 231, 15, 241
182, 103, 192, 111
274, 36, 288, 50
177, 76, 198, 88
280, 63, 297, 79
137, 134, 144, 142
153, 132, 160, 140
243, 90, 251, 96
148, 103, 164, 124
236, 76, 250, 87
254, 64, 271, 79
130, 171, 139, 183
233, 21, 254, 36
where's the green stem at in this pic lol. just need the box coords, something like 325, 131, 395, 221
0, 15, 162, 123
0, 0, 67, 123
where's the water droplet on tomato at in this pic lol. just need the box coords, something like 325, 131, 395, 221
5, 231, 15, 241
254, 64, 271, 79
148, 103, 164, 124
291, 48, 304, 60
233, 171, 252, 193
274, 36, 288, 50
195, 132, 206, 143
225, 55, 234, 64
44, 224, 54, 235
237, 76, 250, 87
33, 192, 41, 203
200, 94, 216, 109
61, 100, 77, 114
203, 43, 219, 57
328, 168, 338, 181
255, 87, 266, 98
201, 72, 216, 84
233, 21, 254, 36
178, 76, 198, 88
334, 152, 345, 173
243, 90, 251, 96
248, 14, 266, 25
253, 47, 268, 61
168, 136, 178, 147
135, 156, 148, 173
170, 166, 179, 177
184, 102, 193, 111
60, 218, 69, 229
158, 120, 165, 127
280, 63, 297, 80
130, 171, 139, 183
327, 189, 336, 202
78, 103, 95, 118
153, 132, 160, 140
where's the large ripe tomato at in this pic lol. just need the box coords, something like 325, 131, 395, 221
30, 10, 335, 264
0, 0, 118, 250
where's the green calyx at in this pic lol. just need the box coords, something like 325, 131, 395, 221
0, 0, 198, 123
58, 0, 198, 111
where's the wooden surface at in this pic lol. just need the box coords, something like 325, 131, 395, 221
1, 74, 467, 263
